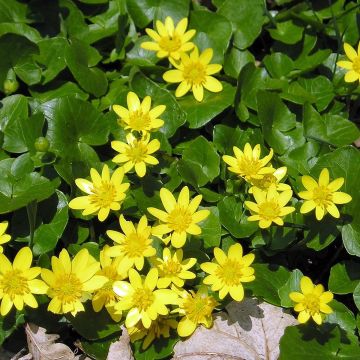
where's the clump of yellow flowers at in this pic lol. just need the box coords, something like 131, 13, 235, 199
222, 143, 352, 228
2, 14, 357, 355
141, 16, 223, 102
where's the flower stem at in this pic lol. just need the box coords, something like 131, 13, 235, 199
27, 201, 37, 248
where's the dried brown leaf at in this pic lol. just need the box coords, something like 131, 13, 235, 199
173, 298, 297, 360
106, 327, 134, 360
23, 323, 76, 360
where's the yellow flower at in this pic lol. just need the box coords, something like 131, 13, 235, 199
113, 268, 178, 329
201, 244, 255, 301
92, 246, 126, 322
154, 248, 196, 289
0, 247, 48, 316
0, 221, 11, 253
249, 167, 291, 194
141, 16, 195, 60
289, 276, 333, 325
174, 285, 218, 337
163, 47, 222, 102
128, 316, 177, 350
336, 42, 360, 82
245, 186, 295, 228
112, 92, 165, 134
298, 168, 352, 221
111, 133, 160, 178
41, 249, 107, 316
68, 164, 130, 222
222, 143, 274, 183
148, 186, 210, 248
106, 215, 156, 272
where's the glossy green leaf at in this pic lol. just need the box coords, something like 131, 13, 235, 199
65, 39, 108, 97
218, 0, 266, 49
328, 261, 360, 295
268, 20, 304, 44
190, 10, 232, 64
41, 97, 110, 160
200, 206, 221, 248
0, 158, 59, 214
178, 82, 235, 129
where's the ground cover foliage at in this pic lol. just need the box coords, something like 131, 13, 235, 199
0, 0, 360, 358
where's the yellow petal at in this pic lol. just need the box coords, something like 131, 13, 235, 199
344, 43, 357, 61
192, 84, 204, 102
163, 70, 183, 83
300, 200, 316, 214
160, 188, 177, 213
13, 247, 32, 271
336, 60, 353, 70
298, 310, 310, 323
344, 71, 359, 82
332, 192, 352, 204
177, 317, 196, 337
127, 92, 141, 111
302, 175, 318, 191
315, 206, 325, 221
300, 276, 314, 294
319, 168, 329, 186
203, 76, 223, 92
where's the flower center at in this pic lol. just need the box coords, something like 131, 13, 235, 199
258, 200, 281, 220
183, 293, 216, 323
132, 287, 154, 311
162, 259, 182, 276
159, 35, 182, 53
51, 273, 83, 304
215, 260, 244, 286
183, 62, 206, 85
90, 182, 117, 208
1, 270, 29, 298
304, 294, 320, 315
128, 110, 151, 131
126, 141, 147, 163
252, 174, 276, 190
124, 233, 149, 258
312, 186, 332, 207
353, 56, 360, 74
238, 158, 262, 178
167, 207, 193, 233
94, 280, 117, 303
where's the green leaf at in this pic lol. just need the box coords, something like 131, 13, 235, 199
200, 207, 221, 248
218, 0, 266, 49
279, 324, 360, 359
354, 282, 360, 311
132, 335, 178, 360
131, 72, 186, 138
0, 34, 40, 89
179, 136, 220, 186
41, 97, 110, 161
246, 263, 290, 306
35, 37, 69, 84
213, 125, 250, 154
0, 22, 41, 42
223, 47, 254, 79
29, 82, 89, 102
257, 90, 301, 154
298, 76, 334, 111
65, 39, 108, 97
178, 82, 235, 129
328, 261, 360, 294
126, 0, 190, 28
68, 303, 121, 340
218, 196, 258, 238
268, 20, 304, 44
263, 52, 294, 78
237, 63, 267, 110
0, 158, 59, 214
190, 10, 232, 64
326, 300, 356, 333
278, 269, 303, 307
0, 0, 28, 23
32, 191, 69, 256
81, 336, 116, 360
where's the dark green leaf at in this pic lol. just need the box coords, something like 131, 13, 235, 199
328, 261, 360, 295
